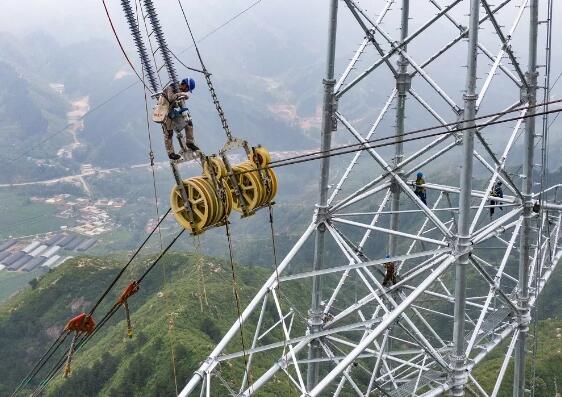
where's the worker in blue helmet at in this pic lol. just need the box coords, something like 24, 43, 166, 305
413, 171, 428, 205
160, 77, 198, 160
382, 255, 396, 287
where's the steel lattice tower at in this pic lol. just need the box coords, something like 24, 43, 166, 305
179, 0, 561, 395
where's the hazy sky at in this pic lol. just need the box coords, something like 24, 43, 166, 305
1, 0, 560, 102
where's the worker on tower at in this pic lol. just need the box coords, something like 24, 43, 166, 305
156, 77, 199, 160
413, 172, 427, 205
382, 255, 397, 287
489, 180, 504, 218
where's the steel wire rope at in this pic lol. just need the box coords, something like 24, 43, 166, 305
137, 229, 186, 283
176, 0, 236, 141
224, 222, 253, 392
543, 73, 562, 130
226, 105, 562, 180
2, 1, 264, 164
88, 207, 171, 316
174, 0, 264, 60
12, 212, 172, 395
264, 203, 292, 394
26, 230, 185, 396
102, 0, 155, 94
194, 235, 209, 310
265, 99, 562, 168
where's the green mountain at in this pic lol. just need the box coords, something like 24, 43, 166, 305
0, 252, 301, 397
1, 251, 562, 396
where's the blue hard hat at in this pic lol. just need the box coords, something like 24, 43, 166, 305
417, 172, 423, 178
181, 77, 195, 92
385, 255, 390, 258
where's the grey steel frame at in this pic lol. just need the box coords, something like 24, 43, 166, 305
179, 1, 559, 396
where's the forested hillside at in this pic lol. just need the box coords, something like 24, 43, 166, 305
0, 252, 301, 396
1, 251, 561, 396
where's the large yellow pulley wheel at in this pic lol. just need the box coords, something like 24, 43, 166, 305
170, 176, 233, 233
170, 178, 211, 232
190, 177, 219, 226
230, 159, 278, 213
230, 161, 263, 213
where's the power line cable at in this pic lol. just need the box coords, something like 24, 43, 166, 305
21, 228, 184, 395
266, 99, 562, 167
88, 208, 171, 316
9, 331, 70, 397
252, 105, 562, 174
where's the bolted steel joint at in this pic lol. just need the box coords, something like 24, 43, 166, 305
448, 357, 468, 396
452, 236, 472, 257
396, 72, 412, 93
517, 306, 531, 329
314, 204, 330, 226
278, 356, 289, 369
462, 93, 478, 103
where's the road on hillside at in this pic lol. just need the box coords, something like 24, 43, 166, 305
0, 150, 317, 189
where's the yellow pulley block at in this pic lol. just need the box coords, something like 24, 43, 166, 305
230, 157, 278, 214
230, 161, 264, 213
170, 175, 233, 234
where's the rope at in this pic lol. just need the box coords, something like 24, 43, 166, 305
223, 104, 562, 178
138, 230, 186, 283
195, 236, 209, 311
265, 99, 562, 168
168, 311, 179, 396
224, 222, 252, 392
